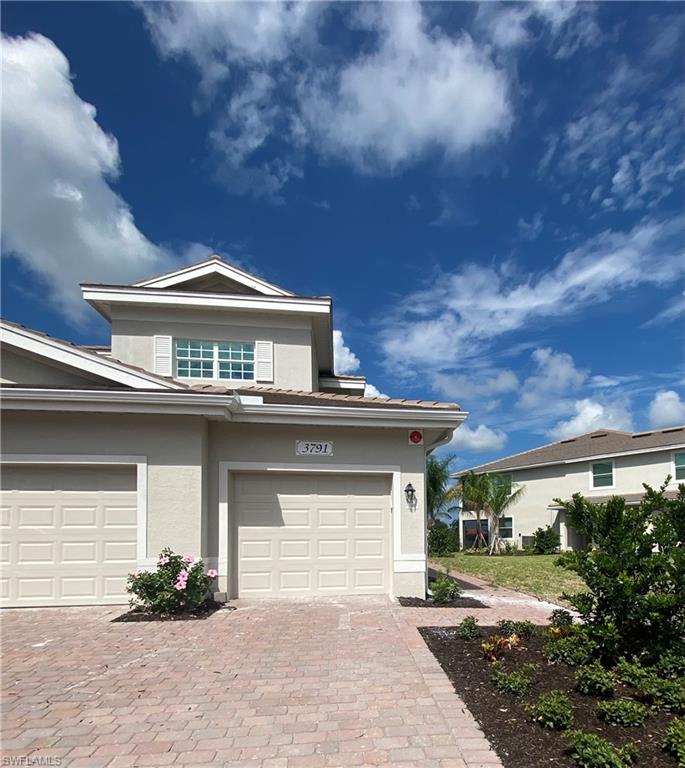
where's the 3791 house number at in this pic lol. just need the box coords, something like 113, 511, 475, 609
296, 440, 334, 456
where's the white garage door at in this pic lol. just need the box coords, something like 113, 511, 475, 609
233, 473, 391, 597
0, 465, 137, 607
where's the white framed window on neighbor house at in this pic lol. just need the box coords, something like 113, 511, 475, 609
175, 340, 255, 381
590, 460, 614, 489
673, 451, 685, 482
499, 516, 514, 539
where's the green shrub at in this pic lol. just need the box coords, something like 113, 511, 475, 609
575, 662, 615, 697
565, 730, 638, 768
551, 608, 574, 628
430, 574, 462, 602
554, 481, 685, 663
457, 615, 482, 640
663, 717, 685, 766
127, 548, 217, 614
491, 664, 536, 696
544, 630, 598, 667
497, 619, 537, 638
533, 525, 560, 554
482, 634, 519, 662
655, 649, 685, 680
428, 523, 459, 556
527, 690, 574, 730
617, 660, 685, 713
596, 699, 648, 727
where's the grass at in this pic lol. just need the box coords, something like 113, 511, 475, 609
432, 552, 584, 607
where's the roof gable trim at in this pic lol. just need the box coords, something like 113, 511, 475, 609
133, 256, 295, 297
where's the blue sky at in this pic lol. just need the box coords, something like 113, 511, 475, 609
2, 1, 684, 469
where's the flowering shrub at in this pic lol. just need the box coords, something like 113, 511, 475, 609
127, 548, 218, 614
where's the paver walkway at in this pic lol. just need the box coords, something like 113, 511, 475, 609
1, 589, 553, 768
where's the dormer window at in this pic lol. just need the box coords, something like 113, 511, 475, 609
175, 340, 255, 380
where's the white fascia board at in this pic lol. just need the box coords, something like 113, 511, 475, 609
230, 401, 467, 428
134, 258, 295, 297
1, 388, 234, 417
319, 376, 366, 391
81, 285, 331, 318
0, 324, 182, 391
453, 442, 685, 477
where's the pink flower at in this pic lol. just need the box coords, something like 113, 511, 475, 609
182, 555, 194, 563
207, 569, 218, 579
158, 556, 169, 566
174, 582, 186, 590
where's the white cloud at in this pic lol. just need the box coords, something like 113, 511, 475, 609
299, 3, 512, 173
519, 348, 586, 409
517, 212, 544, 240
381, 215, 684, 374
648, 390, 685, 428
548, 398, 634, 439
643, 291, 685, 327
448, 423, 507, 453
141, 2, 512, 197
364, 383, 389, 400
332, 330, 361, 374
433, 369, 518, 401
0, 33, 178, 322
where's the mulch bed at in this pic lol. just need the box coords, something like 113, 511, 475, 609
398, 596, 486, 609
112, 600, 232, 622
420, 626, 677, 768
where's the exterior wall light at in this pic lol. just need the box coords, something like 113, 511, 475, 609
404, 483, 417, 509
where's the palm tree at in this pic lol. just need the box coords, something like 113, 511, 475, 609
486, 477, 526, 555
426, 454, 458, 527
455, 471, 491, 549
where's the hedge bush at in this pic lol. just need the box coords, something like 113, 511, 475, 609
533, 525, 560, 554
428, 522, 459, 555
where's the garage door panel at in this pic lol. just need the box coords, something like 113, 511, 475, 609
234, 473, 391, 597
0, 470, 137, 607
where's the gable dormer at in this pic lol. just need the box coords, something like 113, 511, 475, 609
81, 255, 334, 393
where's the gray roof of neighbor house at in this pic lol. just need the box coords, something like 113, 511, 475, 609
455, 427, 685, 476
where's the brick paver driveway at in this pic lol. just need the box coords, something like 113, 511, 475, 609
0, 593, 550, 768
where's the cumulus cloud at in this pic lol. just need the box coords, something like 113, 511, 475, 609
519, 348, 586, 409
140, 2, 512, 198
433, 369, 518, 400
332, 330, 361, 374
381, 215, 684, 374
648, 390, 685, 428
364, 383, 389, 400
0, 33, 178, 321
298, 3, 512, 173
448, 423, 507, 453
548, 398, 633, 439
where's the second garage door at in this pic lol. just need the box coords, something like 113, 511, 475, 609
0, 465, 137, 607
232, 473, 391, 597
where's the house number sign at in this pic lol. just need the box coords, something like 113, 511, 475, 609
296, 440, 334, 456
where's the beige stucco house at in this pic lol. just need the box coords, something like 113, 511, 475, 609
0, 256, 466, 607
455, 427, 684, 550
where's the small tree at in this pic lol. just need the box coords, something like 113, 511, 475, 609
487, 477, 526, 555
555, 478, 685, 662
426, 454, 457, 527
533, 525, 561, 554
456, 471, 491, 549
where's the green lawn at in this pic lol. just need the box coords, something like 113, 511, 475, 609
432, 552, 585, 607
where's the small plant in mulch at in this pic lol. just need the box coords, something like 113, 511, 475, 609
497, 619, 537, 639
492, 663, 537, 696
527, 690, 574, 730
616, 659, 685, 714
564, 730, 638, 768
544, 628, 598, 667
457, 615, 482, 640
123, 547, 219, 618
482, 633, 521, 662
430, 574, 462, 603
663, 717, 685, 765
551, 608, 575, 629
596, 699, 649, 727
575, 662, 615, 698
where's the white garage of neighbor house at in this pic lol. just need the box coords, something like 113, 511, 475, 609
0, 256, 466, 607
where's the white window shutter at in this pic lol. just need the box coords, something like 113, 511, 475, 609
255, 340, 273, 382
153, 335, 173, 377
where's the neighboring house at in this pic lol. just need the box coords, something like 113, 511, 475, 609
0, 256, 465, 607
454, 427, 684, 550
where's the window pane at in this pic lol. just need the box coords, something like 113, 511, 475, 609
499, 516, 513, 538
593, 462, 613, 475
218, 361, 255, 380
675, 452, 685, 468
218, 342, 255, 362
593, 474, 613, 487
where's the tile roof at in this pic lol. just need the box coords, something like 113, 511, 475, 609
458, 427, 685, 474
189, 384, 461, 411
